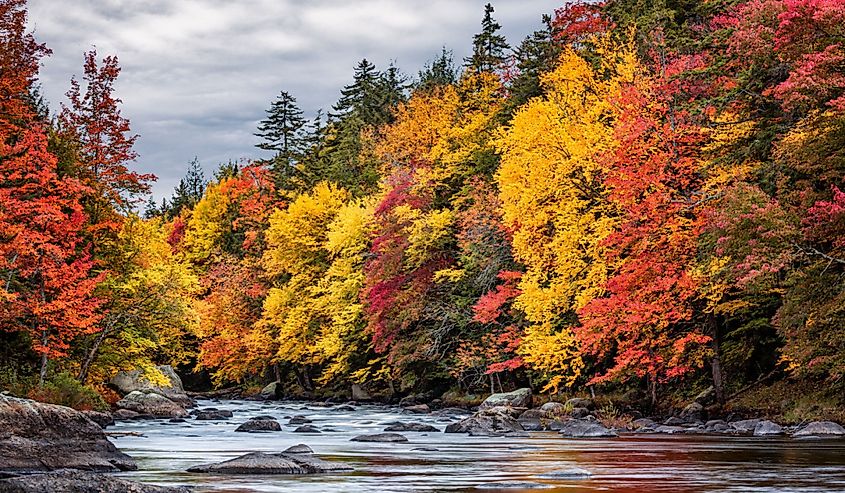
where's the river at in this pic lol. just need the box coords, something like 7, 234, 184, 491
109, 399, 845, 492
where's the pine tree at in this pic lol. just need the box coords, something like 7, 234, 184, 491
465, 3, 510, 73
331, 59, 383, 125
254, 90, 308, 190
418, 47, 459, 91
168, 157, 206, 217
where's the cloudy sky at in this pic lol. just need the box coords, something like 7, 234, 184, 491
27, 0, 560, 200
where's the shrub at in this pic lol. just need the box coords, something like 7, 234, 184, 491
27, 372, 109, 411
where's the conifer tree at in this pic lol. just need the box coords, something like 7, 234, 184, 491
465, 3, 510, 74
418, 47, 459, 91
255, 90, 308, 192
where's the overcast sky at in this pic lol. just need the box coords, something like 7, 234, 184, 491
27, 0, 560, 200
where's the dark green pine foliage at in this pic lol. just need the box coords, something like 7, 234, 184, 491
167, 157, 206, 218
254, 90, 308, 192
321, 59, 407, 195
417, 47, 459, 91
465, 3, 510, 74
499, 14, 562, 122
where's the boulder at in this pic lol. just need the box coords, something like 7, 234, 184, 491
694, 386, 715, 405
350, 433, 408, 442
116, 391, 188, 418
187, 451, 352, 474
632, 418, 656, 430
570, 407, 591, 419
793, 421, 845, 437
664, 417, 686, 426
729, 419, 761, 434
539, 402, 567, 415
259, 381, 282, 400
680, 402, 704, 422
294, 425, 321, 433
288, 415, 312, 425
445, 408, 525, 436
399, 393, 432, 407
0, 470, 189, 492
753, 420, 784, 436
403, 404, 430, 414
235, 418, 282, 433
283, 444, 314, 454
80, 410, 114, 429
565, 398, 594, 410
194, 409, 233, 420
480, 388, 532, 410
351, 384, 371, 401
517, 409, 546, 431
384, 422, 439, 432
557, 419, 616, 438
653, 425, 686, 434
0, 394, 136, 473
110, 365, 193, 408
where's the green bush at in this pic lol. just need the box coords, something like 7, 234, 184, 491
27, 372, 109, 412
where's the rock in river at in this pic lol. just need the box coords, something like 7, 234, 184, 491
80, 410, 114, 429
194, 409, 233, 420
384, 422, 439, 432
294, 425, 321, 433
793, 421, 845, 437
753, 420, 784, 436
187, 451, 352, 474
0, 470, 190, 493
116, 391, 188, 419
0, 394, 136, 473
283, 444, 314, 454
110, 365, 193, 408
350, 433, 408, 442
235, 417, 282, 432
445, 407, 525, 436
557, 419, 617, 438
480, 388, 532, 410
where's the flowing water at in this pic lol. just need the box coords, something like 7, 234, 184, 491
110, 399, 845, 492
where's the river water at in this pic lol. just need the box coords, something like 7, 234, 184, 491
110, 399, 845, 492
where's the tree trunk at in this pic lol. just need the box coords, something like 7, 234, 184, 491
78, 327, 110, 384
38, 329, 49, 387
708, 313, 726, 406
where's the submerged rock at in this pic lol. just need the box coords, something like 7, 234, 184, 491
793, 421, 845, 437
384, 422, 439, 432
445, 408, 526, 436
187, 451, 352, 474
0, 394, 137, 473
0, 470, 189, 493
288, 415, 312, 425
402, 404, 431, 414
294, 425, 321, 433
480, 388, 532, 410
557, 419, 617, 438
194, 409, 233, 420
116, 391, 188, 418
350, 433, 408, 442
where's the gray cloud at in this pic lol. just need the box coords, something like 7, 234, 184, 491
28, 0, 561, 200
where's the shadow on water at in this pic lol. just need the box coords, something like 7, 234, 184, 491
110, 400, 845, 492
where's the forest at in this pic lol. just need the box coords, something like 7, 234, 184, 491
1, 0, 844, 421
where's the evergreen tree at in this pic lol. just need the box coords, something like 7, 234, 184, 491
331, 59, 383, 125
465, 3, 510, 73
168, 157, 206, 217
417, 47, 459, 91
254, 90, 308, 191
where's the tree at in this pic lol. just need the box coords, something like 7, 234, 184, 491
60, 49, 154, 230
255, 90, 308, 192
167, 157, 206, 218
0, 0, 103, 384
465, 3, 510, 74
417, 47, 459, 91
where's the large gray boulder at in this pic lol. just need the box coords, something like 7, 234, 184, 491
445, 407, 525, 436
384, 422, 439, 432
480, 388, 532, 410
793, 421, 845, 437
0, 470, 189, 492
351, 384, 371, 401
115, 391, 188, 418
235, 417, 282, 433
753, 420, 784, 436
729, 419, 761, 434
187, 451, 352, 474
260, 381, 282, 400
0, 394, 136, 474
557, 419, 617, 438
110, 365, 192, 408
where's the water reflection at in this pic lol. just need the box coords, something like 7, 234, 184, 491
111, 400, 845, 492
